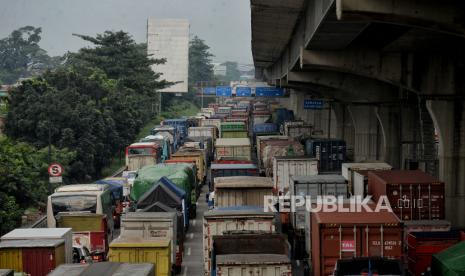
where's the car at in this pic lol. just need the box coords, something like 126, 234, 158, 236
73, 246, 93, 264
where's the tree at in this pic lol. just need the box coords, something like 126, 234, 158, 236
216, 61, 240, 82
0, 26, 60, 84
189, 36, 214, 85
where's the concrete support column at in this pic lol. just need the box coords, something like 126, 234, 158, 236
333, 103, 355, 160
347, 105, 381, 162
375, 105, 401, 168
427, 100, 465, 226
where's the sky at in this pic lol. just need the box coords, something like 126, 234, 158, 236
0, 0, 253, 64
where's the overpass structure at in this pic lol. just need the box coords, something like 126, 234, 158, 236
251, 0, 465, 226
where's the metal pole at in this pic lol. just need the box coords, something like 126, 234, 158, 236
48, 121, 52, 193
201, 81, 204, 108
158, 92, 162, 114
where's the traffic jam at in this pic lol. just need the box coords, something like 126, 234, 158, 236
0, 99, 464, 276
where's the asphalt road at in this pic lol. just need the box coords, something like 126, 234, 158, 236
180, 184, 208, 276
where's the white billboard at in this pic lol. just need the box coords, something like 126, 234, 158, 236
147, 18, 189, 93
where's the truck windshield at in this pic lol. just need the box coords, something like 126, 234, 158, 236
52, 195, 97, 216
128, 147, 152, 156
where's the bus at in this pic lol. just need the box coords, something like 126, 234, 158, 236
125, 142, 161, 171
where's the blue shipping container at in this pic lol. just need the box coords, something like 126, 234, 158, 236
253, 123, 279, 134
305, 138, 347, 172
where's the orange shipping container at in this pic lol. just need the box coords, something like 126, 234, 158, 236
311, 207, 403, 276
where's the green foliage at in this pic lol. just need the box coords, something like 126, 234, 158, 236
6, 30, 169, 181
189, 36, 214, 85
216, 61, 240, 82
0, 193, 23, 235
0, 26, 62, 84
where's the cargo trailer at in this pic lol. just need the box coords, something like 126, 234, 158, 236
188, 126, 217, 141
125, 142, 162, 171
368, 170, 445, 221
49, 263, 155, 276
108, 238, 171, 276
170, 148, 206, 185
212, 234, 291, 276
120, 212, 181, 273
0, 239, 66, 276
215, 138, 251, 161
341, 162, 392, 195
255, 136, 292, 168
333, 257, 404, 276
214, 176, 273, 208
260, 140, 305, 176
305, 138, 347, 172
310, 206, 403, 276
1, 228, 73, 264
203, 208, 276, 275
273, 156, 319, 194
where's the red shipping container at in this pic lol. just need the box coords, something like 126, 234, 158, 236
311, 207, 403, 276
22, 247, 57, 276
407, 231, 464, 276
368, 170, 445, 221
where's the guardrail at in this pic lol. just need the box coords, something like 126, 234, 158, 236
111, 166, 127, 177
30, 216, 47, 228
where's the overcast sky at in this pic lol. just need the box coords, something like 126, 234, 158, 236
0, 0, 252, 64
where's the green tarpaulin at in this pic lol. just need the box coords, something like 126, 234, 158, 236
131, 163, 196, 205
432, 241, 465, 276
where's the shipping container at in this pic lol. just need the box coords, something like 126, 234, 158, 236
253, 123, 279, 135
203, 208, 276, 275
368, 170, 445, 221
252, 113, 271, 125
108, 238, 171, 276
185, 136, 213, 163
0, 239, 65, 276
150, 126, 179, 152
290, 175, 348, 231
333, 257, 404, 276
305, 138, 347, 172
221, 122, 247, 133
273, 157, 319, 194
311, 207, 403, 276
49, 263, 155, 276
342, 162, 392, 195
214, 176, 273, 208
200, 118, 221, 134
273, 108, 294, 126
431, 240, 465, 276
221, 130, 248, 138
170, 148, 206, 185
125, 142, 162, 171
255, 136, 292, 168
210, 162, 259, 181
162, 119, 189, 139
1, 228, 73, 264
283, 124, 313, 140
212, 234, 291, 276
261, 140, 305, 176
120, 212, 180, 271
188, 126, 217, 141
407, 230, 465, 276
217, 106, 232, 115
215, 138, 251, 161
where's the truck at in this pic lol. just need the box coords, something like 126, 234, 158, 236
215, 138, 251, 161
108, 238, 171, 276
56, 213, 109, 262
272, 156, 319, 194
214, 176, 273, 208
120, 212, 182, 273
170, 147, 206, 186
260, 139, 305, 176
211, 234, 292, 276
49, 263, 155, 276
341, 162, 392, 195
203, 208, 276, 275
125, 142, 162, 171
220, 122, 248, 138
188, 126, 217, 141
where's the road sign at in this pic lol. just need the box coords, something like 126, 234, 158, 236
49, 176, 63, 183
216, 86, 232, 97
236, 87, 252, 97
304, 99, 325, 109
255, 87, 285, 97
48, 163, 63, 177
202, 87, 216, 95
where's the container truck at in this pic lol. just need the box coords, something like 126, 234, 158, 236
211, 234, 291, 276
125, 142, 162, 171
203, 208, 276, 275
120, 212, 182, 273
260, 139, 305, 176
341, 162, 392, 194
170, 148, 206, 186
214, 176, 273, 208
188, 126, 217, 141
215, 138, 251, 161
305, 138, 347, 172
273, 156, 318, 194
108, 238, 171, 276
49, 263, 155, 276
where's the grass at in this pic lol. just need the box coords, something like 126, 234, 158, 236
101, 99, 199, 177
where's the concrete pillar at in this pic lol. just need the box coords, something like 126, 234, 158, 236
427, 100, 465, 227
375, 105, 402, 168
347, 105, 381, 162
333, 103, 355, 160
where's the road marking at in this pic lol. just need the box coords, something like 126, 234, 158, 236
183, 267, 188, 276
192, 219, 196, 226
187, 247, 191, 256
189, 233, 194, 239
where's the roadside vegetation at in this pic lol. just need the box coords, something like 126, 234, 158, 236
0, 26, 214, 234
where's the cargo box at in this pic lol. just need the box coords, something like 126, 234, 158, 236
368, 170, 445, 221
49, 263, 155, 276
311, 207, 403, 276
273, 156, 319, 193
261, 140, 305, 176
305, 138, 347, 172
334, 257, 404, 276
215, 138, 251, 161
214, 176, 273, 208
203, 208, 276, 275
342, 162, 392, 195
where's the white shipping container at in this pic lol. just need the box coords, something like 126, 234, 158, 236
201, 119, 222, 136
215, 138, 251, 161
214, 176, 273, 208
120, 212, 177, 266
188, 126, 217, 140
290, 175, 348, 230
255, 136, 291, 167
273, 157, 318, 193
285, 125, 313, 139
216, 255, 292, 276
252, 114, 270, 125
341, 162, 392, 194
1, 228, 73, 263
203, 210, 275, 275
